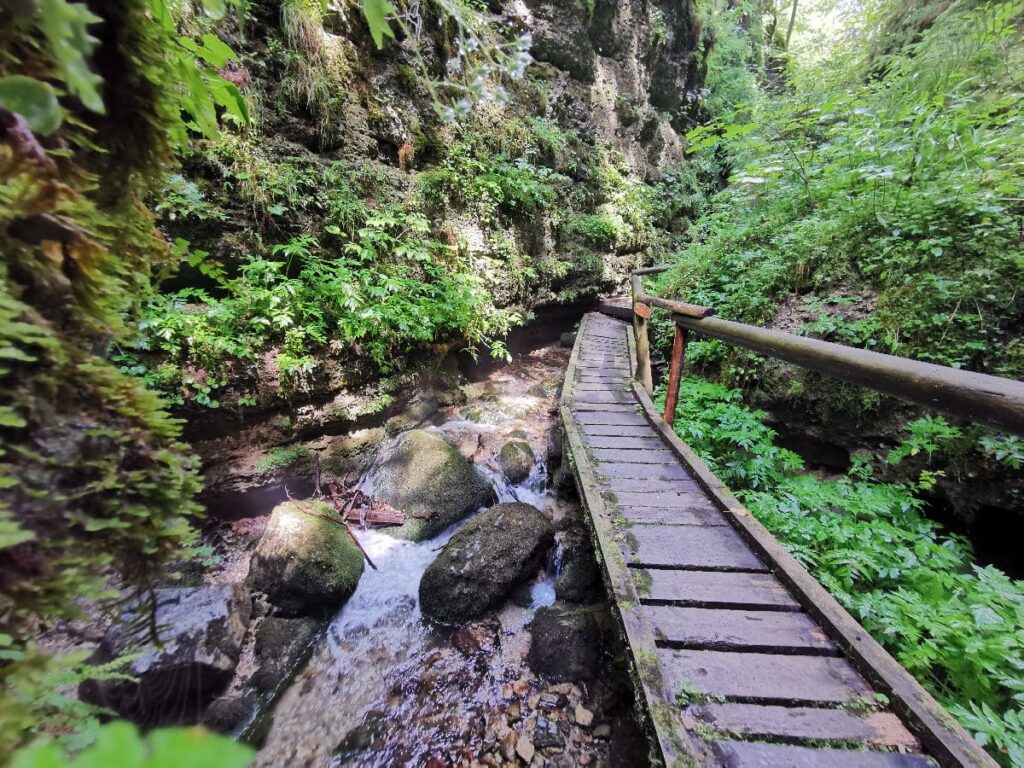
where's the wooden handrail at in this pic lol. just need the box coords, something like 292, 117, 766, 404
629, 269, 1024, 436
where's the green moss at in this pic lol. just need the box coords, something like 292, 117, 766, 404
253, 445, 312, 474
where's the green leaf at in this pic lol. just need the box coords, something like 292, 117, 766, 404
37, 0, 105, 114
0, 75, 64, 134
360, 0, 396, 48
0, 406, 27, 428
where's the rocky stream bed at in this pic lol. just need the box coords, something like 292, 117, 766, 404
68, 335, 649, 767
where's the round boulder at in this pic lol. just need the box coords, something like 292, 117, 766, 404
419, 502, 555, 624
248, 500, 364, 617
371, 429, 493, 541
499, 439, 535, 484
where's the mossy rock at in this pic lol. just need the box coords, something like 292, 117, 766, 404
499, 439, 535, 484
419, 502, 555, 624
371, 430, 493, 541
248, 501, 364, 617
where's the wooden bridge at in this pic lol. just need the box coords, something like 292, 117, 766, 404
558, 272, 1024, 767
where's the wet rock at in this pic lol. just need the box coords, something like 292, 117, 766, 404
499, 439, 535, 484
202, 693, 259, 735
559, 331, 576, 348
334, 709, 388, 761
80, 585, 251, 726
419, 503, 555, 624
538, 691, 564, 710
452, 616, 502, 656
534, 715, 565, 749
251, 616, 322, 692
371, 429, 493, 541
515, 732, 536, 762
555, 528, 601, 603
248, 500, 364, 617
528, 603, 604, 682
574, 704, 594, 727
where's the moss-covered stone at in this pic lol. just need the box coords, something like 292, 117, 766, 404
419, 502, 555, 624
248, 501, 364, 617
371, 430, 493, 541
499, 439, 536, 484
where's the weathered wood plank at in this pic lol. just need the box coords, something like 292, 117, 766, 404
571, 403, 643, 414
643, 570, 801, 610
648, 605, 835, 653
625, 525, 766, 571
610, 490, 719, 508
602, 479, 700, 495
619, 505, 729, 527
705, 741, 934, 768
573, 393, 636, 405
595, 462, 696, 481
573, 413, 650, 427
583, 435, 666, 449
687, 703, 921, 749
589, 447, 692, 464
582, 423, 660, 437
660, 649, 874, 704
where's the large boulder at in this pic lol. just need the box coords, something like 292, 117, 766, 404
248, 500, 364, 617
528, 603, 605, 681
371, 430, 493, 541
499, 439, 535, 484
80, 585, 251, 725
419, 503, 555, 624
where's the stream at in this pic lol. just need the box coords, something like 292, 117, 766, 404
254, 341, 645, 767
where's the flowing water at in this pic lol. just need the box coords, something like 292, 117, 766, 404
255, 343, 643, 767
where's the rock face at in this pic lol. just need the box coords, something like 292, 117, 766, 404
203, 615, 323, 738
371, 429, 493, 541
420, 503, 555, 624
528, 603, 605, 681
248, 500, 365, 616
499, 439, 536, 484
80, 585, 251, 725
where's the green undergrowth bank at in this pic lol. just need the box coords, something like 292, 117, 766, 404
657, 377, 1024, 766
656, 0, 1024, 380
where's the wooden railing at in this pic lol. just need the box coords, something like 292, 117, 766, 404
630, 266, 1024, 437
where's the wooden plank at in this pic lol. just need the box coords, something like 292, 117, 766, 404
581, 424, 655, 437
625, 525, 766, 571
589, 446, 692, 464
573, 392, 636, 405
619, 505, 729, 527
648, 606, 835, 653
705, 741, 935, 768
611, 490, 718, 508
660, 649, 874, 704
643, 570, 801, 610
687, 703, 921, 749
571, 403, 642, 413
595, 462, 695, 480
573, 413, 650, 427
584, 435, 665, 449
604, 479, 702, 495
575, 383, 633, 394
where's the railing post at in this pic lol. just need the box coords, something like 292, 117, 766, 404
631, 274, 654, 395
663, 325, 688, 424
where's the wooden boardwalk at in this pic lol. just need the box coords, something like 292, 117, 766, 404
559, 313, 994, 768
